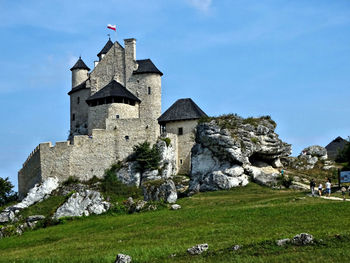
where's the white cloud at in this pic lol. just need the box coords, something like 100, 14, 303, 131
186, 0, 212, 12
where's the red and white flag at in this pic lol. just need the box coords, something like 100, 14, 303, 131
107, 24, 116, 31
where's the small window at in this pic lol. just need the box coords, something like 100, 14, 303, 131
72, 114, 75, 121
116, 115, 120, 119
180, 159, 183, 164
148, 87, 151, 95
77, 97, 80, 104
125, 136, 129, 141
178, 127, 183, 135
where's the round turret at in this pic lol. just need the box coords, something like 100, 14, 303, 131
70, 57, 90, 88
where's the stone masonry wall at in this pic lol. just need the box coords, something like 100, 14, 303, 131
89, 42, 125, 94
165, 120, 198, 174
106, 118, 160, 160
18, 146, 41, 199
88, 103, 140, 134
70, 88, 90, 133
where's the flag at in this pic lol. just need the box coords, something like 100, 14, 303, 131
107, 24, 116, 31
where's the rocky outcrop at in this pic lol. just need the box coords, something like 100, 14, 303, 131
289, 145, 330, 170
142, 179, 177, 204
54, 190, 110, 219
190, 116, 291, 192
115, 162, 141, 187
0, 177, 59, 224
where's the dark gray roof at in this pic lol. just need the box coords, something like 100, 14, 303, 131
325, 136, 348, 160
86, 80, 140, 103
70, 57, 90, 71
133, 59, 163, 76
158, 98, 207, 123
68, 80, 88, 95
97, 39, 114, 57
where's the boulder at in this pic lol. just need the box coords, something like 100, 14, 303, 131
244, 164, 279, 186
187, 243, 209, 255
142, 179, 177, 203
276, 238, 290, 246
291, 233, 314, 246
54, 190, 110, 219
115, 254, 132, 263
302, 146, 327, 158
171, 204, 181, 210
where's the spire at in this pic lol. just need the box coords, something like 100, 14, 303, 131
70, 57, 90, 71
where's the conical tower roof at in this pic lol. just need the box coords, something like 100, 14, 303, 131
97, 38, 114, 57
70, 57, 90, 71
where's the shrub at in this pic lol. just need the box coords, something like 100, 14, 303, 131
62, 176, 80, 186
277, 175, 294, 189
251, 137, 259, 144
100, 163, 142, 200
160, 137, 171, 147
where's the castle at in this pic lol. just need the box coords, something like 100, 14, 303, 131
18, 37, 207, 199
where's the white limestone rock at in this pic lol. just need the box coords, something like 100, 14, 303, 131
14, 177, 59, 209
171, 204, 181, 210
0, 177, 59, 224
115, 254, 132, 263
115, 162, 141, 187
157, 139, 177, 178
244, 165, 279, 186
54, 190, 110, 219
276, 238, 290, 246
142, 179, 177, 204
291, 233, 314, 246
302, 145, 327, 158
187, 243, 209, 255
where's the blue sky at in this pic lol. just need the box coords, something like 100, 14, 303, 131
1, 0, 349, 190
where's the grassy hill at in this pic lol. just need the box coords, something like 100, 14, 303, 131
1, 183, 350, 263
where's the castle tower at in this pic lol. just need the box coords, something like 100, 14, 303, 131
70, 57, 90, 88
68, 57, 91, 137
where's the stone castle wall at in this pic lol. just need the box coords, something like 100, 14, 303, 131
88, 103, 140, 134
89, 42, 126, 94
165, 120, 198, 174
70, 88, 90, 132
18, 146, 41, 199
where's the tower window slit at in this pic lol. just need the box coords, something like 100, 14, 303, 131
148, 87, 151, 95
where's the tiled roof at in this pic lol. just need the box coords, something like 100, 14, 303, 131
70, 57, 90, 71
158, 98, 207, 123
68, 80, 88, 95
86, 80, 140, 103
97, 39, 114, 57
133, 59, 163, 76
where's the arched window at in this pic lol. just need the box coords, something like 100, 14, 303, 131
148, 87, 151, 95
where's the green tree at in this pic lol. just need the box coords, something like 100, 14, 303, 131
132, 141, 161, 174
0, 177, 17, 206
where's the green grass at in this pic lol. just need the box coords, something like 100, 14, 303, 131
1, 184, 350, 262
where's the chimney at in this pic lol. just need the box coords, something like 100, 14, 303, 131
124, 38, 137, 84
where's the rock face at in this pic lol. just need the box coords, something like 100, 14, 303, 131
142, 179, 177, 203
0, 177, 59, 224
290, 145, 329, 170
190, 116, 291, 192
54, 190, 110, 218
115, 162, 141, 187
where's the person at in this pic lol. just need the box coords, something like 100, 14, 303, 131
341, 186, 347, 201
348, 186, 350, 197
325, 179, 331, 197
310, 179, 316, 197
318, 183, 323, 196
281, 169, 284, 176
